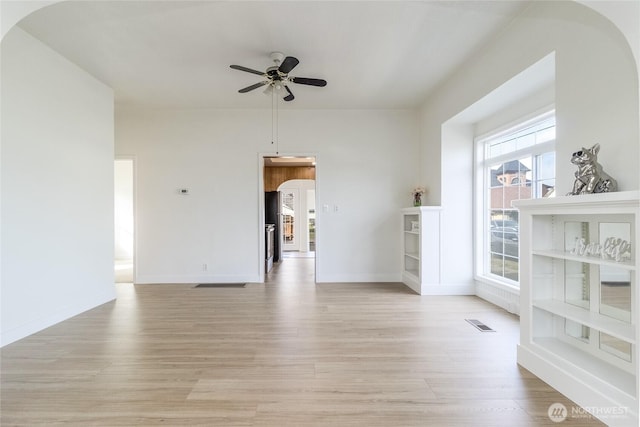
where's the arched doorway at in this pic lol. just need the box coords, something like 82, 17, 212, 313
278, 179, 315, 256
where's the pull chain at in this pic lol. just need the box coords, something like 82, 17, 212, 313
275, 89, 279, 155
270, 87, 280, 155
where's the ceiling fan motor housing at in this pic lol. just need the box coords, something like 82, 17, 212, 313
270, 51, 285, 65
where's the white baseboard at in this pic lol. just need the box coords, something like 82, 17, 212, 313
135, 274, 261, 284
315, 273, 401, 283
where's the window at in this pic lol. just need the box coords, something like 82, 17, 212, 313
282, 190, 295, 243
477, 111, 556, 286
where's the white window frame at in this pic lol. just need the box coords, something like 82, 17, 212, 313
474, 109, 556, 289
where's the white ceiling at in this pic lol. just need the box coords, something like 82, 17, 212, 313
16, 0, 531, 110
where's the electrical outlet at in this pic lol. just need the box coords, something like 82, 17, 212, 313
202, 263, 208, 271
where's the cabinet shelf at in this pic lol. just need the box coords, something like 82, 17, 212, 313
401, 207, 442, 295
514, 192, 639, 426
533, 299, 635, 343
532, 249, 636, 270
404, 252, 420, 261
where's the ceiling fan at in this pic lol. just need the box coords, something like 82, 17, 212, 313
230, 52, 327, 102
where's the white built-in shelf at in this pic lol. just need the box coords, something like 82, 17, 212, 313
514, 190, 639, 210
533, 249, 636, 270
401, 206, 442, 295
514, 191, 639, 426
533, 299, 635, 343
404, 252, 420, 260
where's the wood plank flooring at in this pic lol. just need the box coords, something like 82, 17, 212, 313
1, 258, 604, 426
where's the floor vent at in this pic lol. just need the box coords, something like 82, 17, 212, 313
195, 283, 246, 288
465, 319, 495, 332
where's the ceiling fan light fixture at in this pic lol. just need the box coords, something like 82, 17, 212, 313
230, 52, 326, 102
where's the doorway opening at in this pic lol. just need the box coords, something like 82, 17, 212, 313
114, 158, 134, 283
279, 180, 315, 257
262, 156, 316, 281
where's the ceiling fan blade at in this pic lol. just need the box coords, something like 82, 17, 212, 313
230, 65, 266, 76
238, 81, 268, 93
279, 56, 299, 74
283, 86, 295, 102
290, 77, 327, 87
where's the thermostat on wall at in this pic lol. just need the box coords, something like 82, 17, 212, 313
178, 188, 189, 195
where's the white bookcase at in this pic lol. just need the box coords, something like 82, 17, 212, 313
401, 206, 442, 295
514, 191, 639, 426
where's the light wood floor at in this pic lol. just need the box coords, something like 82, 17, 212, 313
1, 258, 604, 426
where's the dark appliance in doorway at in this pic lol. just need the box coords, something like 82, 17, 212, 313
265, 191, 282, 263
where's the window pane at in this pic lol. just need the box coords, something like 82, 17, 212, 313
538, 179, 556, 198
480, 113, 555, 288
282, 191, 295, 243
538, 152, 555, 180
516, 133, 535, 151
489, 142, 505, 158
490, 186, 504, 209
536, 126, 555, 144
490, 253, 504, 277
504, 256, 519, 281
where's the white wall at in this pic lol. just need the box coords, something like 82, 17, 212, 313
419, 1, 639, 296
115, 107, 419, 284
1, 28, 116, 346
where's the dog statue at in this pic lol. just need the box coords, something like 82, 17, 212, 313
567, 143, 617, 195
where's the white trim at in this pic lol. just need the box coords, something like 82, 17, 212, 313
257, 154, 266, 282
315, 273, 402, 283
474, 109, 556, 289
475, 107, 556, 143
135, 274, 261, 285
258, 152, 319, 283
485, 140, 556, 167
115, 155, 137, 284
